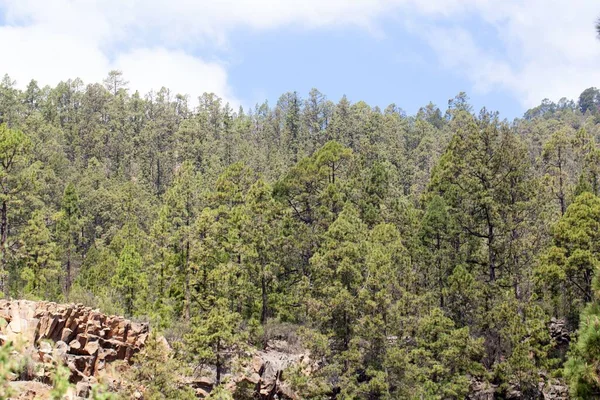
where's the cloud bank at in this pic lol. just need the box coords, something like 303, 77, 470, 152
0, 0, 598, 108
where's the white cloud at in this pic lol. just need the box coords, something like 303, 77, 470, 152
415, 0, 600, 107
0, 0, 240, 105
0, 0, 599, 109
114, 48, 234, 104
0, 24, 108, 85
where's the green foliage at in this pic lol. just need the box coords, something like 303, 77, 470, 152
50, 364, 71, 400
206, 385, 235, 400
185, 299, 247, 385
126, 331, 196, 400
18, 209, 61, 300
2, 74, 600, 397
563, 194, 600, 398
0, 342, 24, 400
0, 123, 33, 295
385, 308, 484, 399
112, 243, 145, 315
578, 87, 600, 114
537, 192, 600, 323
565, 303, 600, 398
57, 182, 83, 293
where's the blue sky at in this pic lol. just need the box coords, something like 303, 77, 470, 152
1, 1, 599, 120
224, 23, 522, 118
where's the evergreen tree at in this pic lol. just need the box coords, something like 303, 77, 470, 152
112, 243, 144, 316
386, 308, 484, 399
19, 210, 61, 299
0, 74, 598, 397
537, 192, 600, 325
0, 124, 32, 295
126, 331, 196, 400
542, 129, 574, 215
151, 161, 200, 321
419, 194, 455, 308
57, 183, 82, 294
185, 299, 247, 385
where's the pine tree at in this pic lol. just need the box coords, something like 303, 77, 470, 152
0, 124, 32, 295
57, 183, 82, 294
309, 203, 368, 350
185, 299, 247, 385
385, 308, 484, 399
126, 331, 196, 400
420, 194, 455, 308
151, 161, 200, 321
19, 210, 61, 299
537, 192, 600, 325
542, 129, 574, 216
239, 179, 282, 324
112, 243, 144, 316
564, 199, 600, 397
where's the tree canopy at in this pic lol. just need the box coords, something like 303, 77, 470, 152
2, 71, 600, 397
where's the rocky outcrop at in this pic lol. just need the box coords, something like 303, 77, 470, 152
539, 378, 569, 400
230, 344, 310, 399
468, 379, 496, 400
468, 375, 569, 400
0, 300, 148, 389
549, 318, 570, 346
0, 300, 312, 399
184, 340, 312, 399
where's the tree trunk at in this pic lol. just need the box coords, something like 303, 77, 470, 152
436, 233, 444, 308
486, 208, 496, 282
0, 200, 7, 296
66, 245, 72, 293
558, 150, 566, 215
184, 241, 190, 322
261, 271, 268, 324
156, 158, 161, 195
216, 340, 221, 385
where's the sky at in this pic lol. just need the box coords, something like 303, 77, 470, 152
0, 1, 599, 119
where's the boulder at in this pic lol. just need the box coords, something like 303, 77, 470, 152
83, 340, 100, 356
76, 380, 91, 398
61, 328, 74, 343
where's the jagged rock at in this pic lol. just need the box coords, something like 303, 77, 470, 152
55, 340, 69, 362
69, 338, 82, 353
279, 382, 299, 400
83, 340, 100, 356
183, 376, 214, 393
245, 371, 261, 385
549, 317, 570, 345
8, 381, 53, 399
540, 378, 569, 400
157, 335, 171, 352
76, 380, 91, 397
506, 388, 524, 399
38, 341, 52, 355
0, 300, 148, 385
226, 343, 311, 399
468, 378, 496, 400
468, 376, 569, 400
61, 327, 74, 343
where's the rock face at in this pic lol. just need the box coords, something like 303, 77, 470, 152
0, 300, 148, 385
185, 340, 312, 399
0, 300, 309, 399
549, 317, 570, 346
231, 345, 309, 399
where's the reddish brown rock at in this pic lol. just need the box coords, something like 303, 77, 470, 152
0, 300, 148, 383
